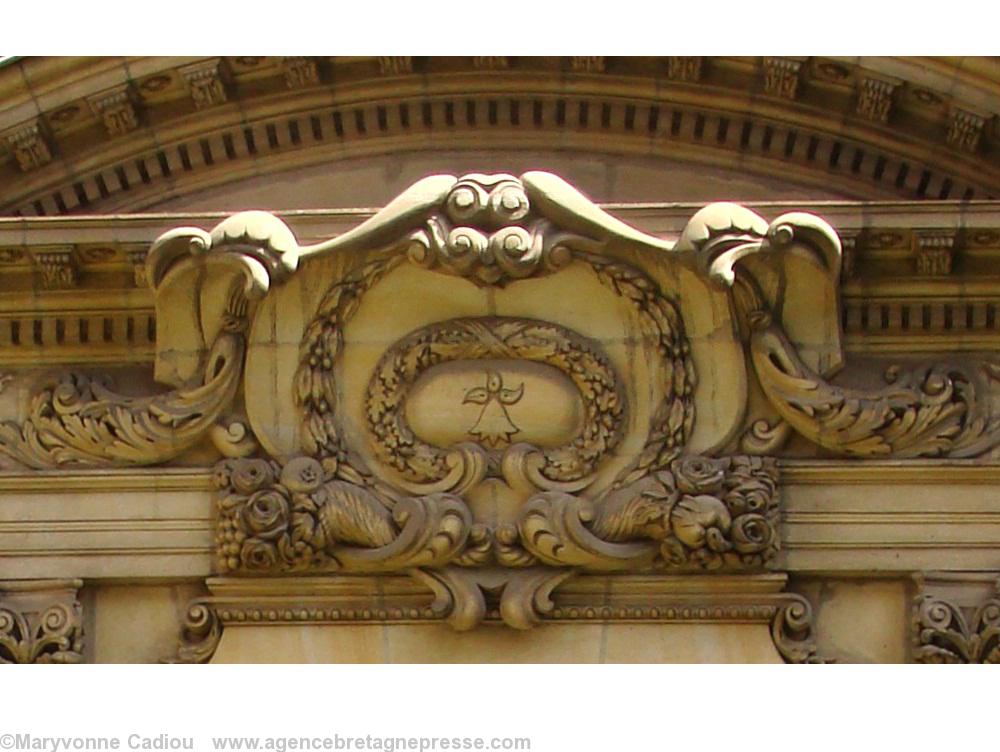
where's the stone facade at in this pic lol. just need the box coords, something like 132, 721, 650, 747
1, 57, 1000, 663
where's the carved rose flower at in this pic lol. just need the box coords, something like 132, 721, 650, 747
280, 456, 324, 493
672, 456, 726, 495
230, 459, 275, 495
240, 538, 278, 571
730, 513, 775, 554
724, 478, 773, 516
241, 489, 290, 540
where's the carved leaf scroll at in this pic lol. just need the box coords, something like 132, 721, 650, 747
0, 284, 249, 468
750, 320, 1000, 458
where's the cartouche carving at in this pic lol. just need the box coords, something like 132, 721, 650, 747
912, 590, 1000, 663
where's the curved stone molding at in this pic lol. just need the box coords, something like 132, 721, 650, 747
0, 579, 84, 664
3, 57, 1000, 220
913, 589, 1000, 664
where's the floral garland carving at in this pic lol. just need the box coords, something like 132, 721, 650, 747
296, 255, 403, 468
912, 592, 1000, 663
0, 599, 84, 664
365, 316, 625, 487
578, 253, 695, 487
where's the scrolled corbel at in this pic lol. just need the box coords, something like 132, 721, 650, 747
166, 600, 222, 664
771, 595, 829, 664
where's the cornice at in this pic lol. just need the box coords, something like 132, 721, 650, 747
1, 57, 999, 217
2, 202, 1000, 366
780, 460, 1000, 484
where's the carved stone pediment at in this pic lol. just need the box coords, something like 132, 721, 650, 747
4, 171, 1000, 648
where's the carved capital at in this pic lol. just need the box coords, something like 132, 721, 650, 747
666, 56, 702, 82
763, 57, 802, 99
87, 84, 139, 136
282, 57, 319, 89
912, 576, 1000, 663
947, 107, 988, 152
179, 59, 230, 109
0, 579, 84, 664
4, 121, 52, 172
856, 76, 898, 123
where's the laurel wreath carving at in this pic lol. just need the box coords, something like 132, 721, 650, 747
365, 316, 625, 485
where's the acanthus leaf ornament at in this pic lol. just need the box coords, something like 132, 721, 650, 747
912, 589, 1000, 664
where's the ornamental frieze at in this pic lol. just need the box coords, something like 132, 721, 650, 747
3, 171, 1000, 657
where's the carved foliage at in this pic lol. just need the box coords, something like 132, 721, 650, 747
0, 284, 248, 468
512, 455, 779, 572
750, 320, 1000, 458
0, 588, 83, 664
215, 456, 471, 575
913, 593, 1000, 663
679, 200, 1000, 461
